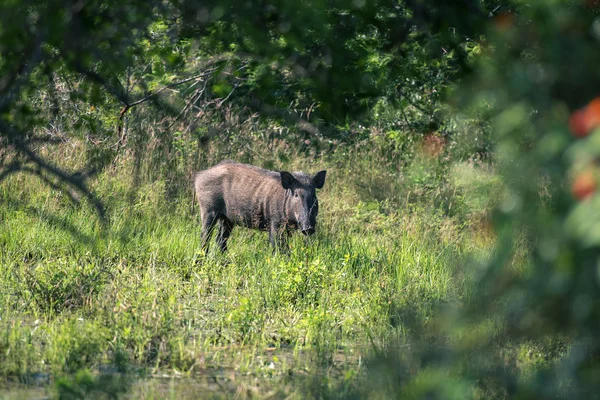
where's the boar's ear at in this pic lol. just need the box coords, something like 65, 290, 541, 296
280, 171, 297, 190
313, 170, 327, 189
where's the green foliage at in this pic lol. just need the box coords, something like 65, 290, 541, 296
5, 0, 600, 398
470, 0, 600, 361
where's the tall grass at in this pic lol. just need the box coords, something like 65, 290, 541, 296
0, 139, 502, 398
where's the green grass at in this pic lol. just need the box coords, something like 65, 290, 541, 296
0, 145, 505, 398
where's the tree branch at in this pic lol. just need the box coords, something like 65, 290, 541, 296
1, 121, 106, 221
259, 103, 320, 136
128, 69, 218, 109
116, 69, 219, 140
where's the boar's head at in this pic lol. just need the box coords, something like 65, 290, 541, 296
280, 170, 327, 235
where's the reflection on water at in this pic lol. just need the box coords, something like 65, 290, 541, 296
0, 348, 362, 399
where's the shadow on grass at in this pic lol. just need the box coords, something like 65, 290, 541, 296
3, 197, 97, 249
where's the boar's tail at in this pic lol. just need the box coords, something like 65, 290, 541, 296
192, 186, 196, 217
191, 172, 199, 218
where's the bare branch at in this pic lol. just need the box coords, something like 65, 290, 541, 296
259, 103, 320, 136
167, 85, 207, 130
217, 82, 240, 107
128, 69, 218, 109
116, 69, 219, 140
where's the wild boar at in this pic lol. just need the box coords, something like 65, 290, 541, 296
194, 161, 326, 252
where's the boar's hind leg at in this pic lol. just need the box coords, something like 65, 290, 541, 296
216, 219, 233, 253
200, 211, 219, 252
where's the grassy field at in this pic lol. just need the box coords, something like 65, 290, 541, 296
0, 141, 510, 399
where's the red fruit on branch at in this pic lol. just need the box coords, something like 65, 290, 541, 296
569, 97, 600, 138
584, 98, 600, 133
570, 110, 588, 138
572, 170, 597, 201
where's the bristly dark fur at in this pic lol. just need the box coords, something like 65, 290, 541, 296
194, 161, 326, 252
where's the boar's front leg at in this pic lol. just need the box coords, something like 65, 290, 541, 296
269, 221, 289, 253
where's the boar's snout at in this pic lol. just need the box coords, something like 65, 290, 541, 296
301, 226, 316, 236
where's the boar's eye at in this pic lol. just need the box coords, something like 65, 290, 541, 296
294, 192, 299, 198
